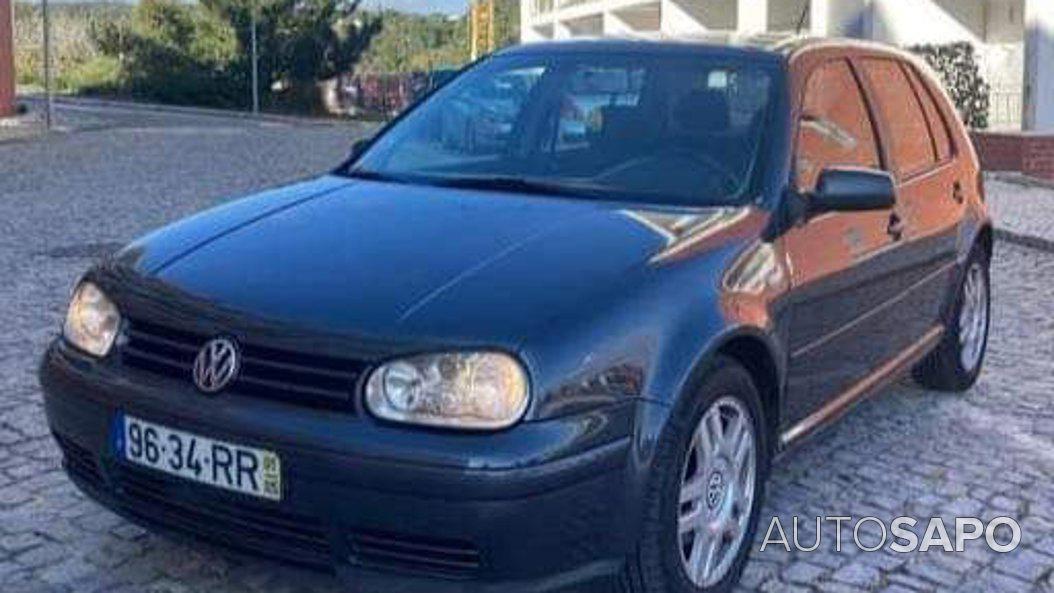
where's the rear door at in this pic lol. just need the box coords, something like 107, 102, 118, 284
779, 56, 914, 426
856, 58, 964, 342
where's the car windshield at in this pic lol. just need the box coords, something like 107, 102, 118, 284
346, 51, 777, 207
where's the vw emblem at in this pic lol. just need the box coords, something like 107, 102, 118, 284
706, 471, 725, 510
192, 337, 240, 394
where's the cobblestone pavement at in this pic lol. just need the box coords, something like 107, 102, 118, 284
986, 176, 1054, 247
2, 103, 1053, 592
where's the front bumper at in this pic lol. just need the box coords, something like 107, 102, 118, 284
40, 340, 641, 592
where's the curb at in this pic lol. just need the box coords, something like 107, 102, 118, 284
995, 228, 1054, 254
986, 171, 1054, 192
984, 173, 1054, 253
19, 95, 371, 129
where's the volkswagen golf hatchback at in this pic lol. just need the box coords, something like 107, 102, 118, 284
41, 38, 991, 593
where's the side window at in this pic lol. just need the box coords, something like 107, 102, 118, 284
905, 64, 953, 162
860, 59, 937, 178
796, 59, 882, 192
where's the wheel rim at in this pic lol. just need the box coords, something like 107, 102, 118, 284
958, 262, 989, 373
677, 396, 757, 588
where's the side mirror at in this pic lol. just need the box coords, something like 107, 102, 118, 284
810, 167, 896, 214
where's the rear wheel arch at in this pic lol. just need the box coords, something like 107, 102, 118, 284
976, 223, 993, 262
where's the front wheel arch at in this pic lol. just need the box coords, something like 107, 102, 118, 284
714, 335, 782, 457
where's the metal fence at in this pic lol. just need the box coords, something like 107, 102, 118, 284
989, 86, 1023, 131
338, 70, 458, 119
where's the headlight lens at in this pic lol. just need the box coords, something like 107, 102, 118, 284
63, 282, 121, 357
365, 352, 529, 430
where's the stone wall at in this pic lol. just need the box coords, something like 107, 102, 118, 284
972, 131, 1054, 181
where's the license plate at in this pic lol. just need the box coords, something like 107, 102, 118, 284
117, 414, 282, 501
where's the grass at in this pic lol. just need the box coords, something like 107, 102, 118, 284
13, 3, 130, 94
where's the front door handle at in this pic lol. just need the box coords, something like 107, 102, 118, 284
887, 212, 905, 241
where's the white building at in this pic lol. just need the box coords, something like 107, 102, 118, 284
520, 0, 1054, 131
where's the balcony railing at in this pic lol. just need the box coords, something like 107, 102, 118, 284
989, 86, 1023, 131
532, 0, 555, 15
558, 0, 598, 8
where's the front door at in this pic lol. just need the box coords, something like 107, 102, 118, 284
778, 57, 913, 428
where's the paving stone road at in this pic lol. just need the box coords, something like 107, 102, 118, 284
2, 101, 1053, 593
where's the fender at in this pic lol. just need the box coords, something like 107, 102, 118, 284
631, 324, 785, 482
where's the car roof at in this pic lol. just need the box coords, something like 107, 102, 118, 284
497, 35, 917, 65
496, 36, 786, 63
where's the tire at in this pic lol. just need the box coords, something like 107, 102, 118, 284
621, 356, 769, 593
912, 246, 991, 392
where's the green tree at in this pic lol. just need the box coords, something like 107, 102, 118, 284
93, 0, 244, 107
494, 0, 519, 49
358, 11, 468, 73
202, 0, 381, 111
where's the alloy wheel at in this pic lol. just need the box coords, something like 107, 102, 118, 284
958, 262, 989, 373
677, 396, 757, 588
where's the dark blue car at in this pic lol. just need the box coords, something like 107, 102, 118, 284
41, 38, 992, 593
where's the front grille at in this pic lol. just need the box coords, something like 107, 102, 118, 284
121, 319, 367, 410
348, 529, 482, 578
113, 466, 333, 568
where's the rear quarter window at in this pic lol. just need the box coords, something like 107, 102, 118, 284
905, 65, 954, 163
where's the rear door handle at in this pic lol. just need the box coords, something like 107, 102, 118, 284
887, 212, 905, 241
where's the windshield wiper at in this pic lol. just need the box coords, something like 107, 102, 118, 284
343, 168, 405, 183
426, 175, 612, 200
343, 170, 616, 201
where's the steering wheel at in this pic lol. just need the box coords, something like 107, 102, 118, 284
595, 148, 742, 197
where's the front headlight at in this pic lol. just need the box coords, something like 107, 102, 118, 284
63, 282, 121, 357
365, 352, 529, 430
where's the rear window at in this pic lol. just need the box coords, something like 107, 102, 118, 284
860, 59, 936, 178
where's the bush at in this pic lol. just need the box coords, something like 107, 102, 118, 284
14, 0, 382, 113
56, 56, 123, 94
93, 0, 247, 108
13, 3, 128, 91
910, 42, 990, 130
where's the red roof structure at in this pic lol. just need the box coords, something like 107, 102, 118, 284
0, 0, 15, 117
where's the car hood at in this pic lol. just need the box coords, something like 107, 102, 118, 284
114, 175, 760, 349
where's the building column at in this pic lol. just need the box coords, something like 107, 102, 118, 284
809, 0, 829, 36
736, 0, 768, 34
1024, 0, 1054, 131
0, 0, 16, 117
520, 0, 534, 42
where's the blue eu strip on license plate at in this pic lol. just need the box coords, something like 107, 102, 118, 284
116, 413, 282, 501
